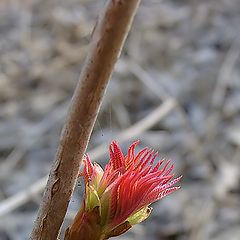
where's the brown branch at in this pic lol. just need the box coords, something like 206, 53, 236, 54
29, 0, 141, 239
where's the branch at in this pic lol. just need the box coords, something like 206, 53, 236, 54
29, 0, 141, 239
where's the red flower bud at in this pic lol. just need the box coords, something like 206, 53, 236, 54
65, 141, 181, 240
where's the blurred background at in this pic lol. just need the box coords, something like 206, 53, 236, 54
0, 0, 240, 239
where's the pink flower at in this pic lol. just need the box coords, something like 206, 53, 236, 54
65, 141, 181, 240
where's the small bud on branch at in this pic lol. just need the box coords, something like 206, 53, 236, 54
65, 141, 181, 240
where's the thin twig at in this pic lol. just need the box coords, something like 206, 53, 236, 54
124, 60, 205, 160
212, 36, 240, 109
0, 177, 48, 217
125, 59, 169, 100
30, 1, 141, 239
0, 148, 25, 180
0, 101, 68, 180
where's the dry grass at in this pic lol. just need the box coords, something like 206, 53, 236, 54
0, 0, 240, 239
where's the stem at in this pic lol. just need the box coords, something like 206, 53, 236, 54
29, 0, 141, 239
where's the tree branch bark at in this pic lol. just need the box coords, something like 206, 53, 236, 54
29, 0, 141, 239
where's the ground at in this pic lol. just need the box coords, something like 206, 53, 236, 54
0, 0, 240, 239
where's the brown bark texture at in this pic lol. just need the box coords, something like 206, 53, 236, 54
29, 0, 141, 239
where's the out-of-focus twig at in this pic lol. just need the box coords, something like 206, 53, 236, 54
90, 98, 177, 159
0, 99, 176, 218
0, 101, 69, 179
125, 59, 169, 101
124, 59, 205, 160
30, 1, 141, 239
212, 36, 240, 109
0, 177, 48, 217
203, 36, 240, 147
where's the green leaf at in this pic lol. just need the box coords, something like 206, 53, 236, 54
85, 184, 101, 211
127, 206, 152, 225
